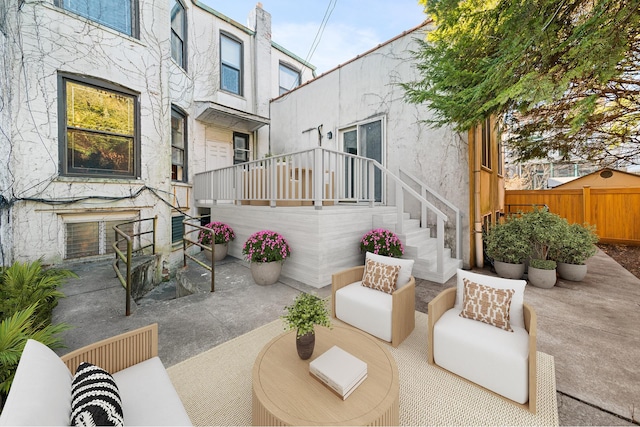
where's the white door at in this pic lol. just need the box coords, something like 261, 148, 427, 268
206, 140, 232, 171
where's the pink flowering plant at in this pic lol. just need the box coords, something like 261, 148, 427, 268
242, 230, 291, 263
198, 222, 236, 246
360, 228, 404, 258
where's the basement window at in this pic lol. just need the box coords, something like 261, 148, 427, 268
65, 219, 134, 259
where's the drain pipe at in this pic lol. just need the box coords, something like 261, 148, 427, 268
473, 128, 484, 268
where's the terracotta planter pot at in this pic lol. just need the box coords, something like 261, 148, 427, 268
296, 331, 315, 360
250, 261, 283, 285
203, 243, 228, 262
494, 261, 525, 279
557, 262, 588, 282
528, 266, 557, 288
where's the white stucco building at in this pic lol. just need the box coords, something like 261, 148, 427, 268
0, 0, 314, 269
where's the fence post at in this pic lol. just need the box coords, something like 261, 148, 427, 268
583, 186, 591, 224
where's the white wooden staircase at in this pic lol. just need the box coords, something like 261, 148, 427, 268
373, 211, 462, 283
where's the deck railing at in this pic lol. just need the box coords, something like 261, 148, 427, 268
194, 147, 459, 274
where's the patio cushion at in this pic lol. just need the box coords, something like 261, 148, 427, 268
362, 259, 400, 294
460, 278, 515, 332
434, 308, 530, 404
335, 281, 392, 342
365, 252, 414, 289
454, 269, 526, 329
71, 362, 124, 426
112, 357, 192, 426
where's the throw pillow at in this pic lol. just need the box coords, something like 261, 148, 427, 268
365, 252, 414, 288
459, 278, 515, 332
361, 258, 401, 294
70, 362, 124, 427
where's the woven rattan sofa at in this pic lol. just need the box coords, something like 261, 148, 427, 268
0, 323, 191, 425
428, 269, 537, 413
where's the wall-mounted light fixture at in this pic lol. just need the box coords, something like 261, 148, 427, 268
327, 131, 333, 140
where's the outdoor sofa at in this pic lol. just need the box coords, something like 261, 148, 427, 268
0, 323, 191, 426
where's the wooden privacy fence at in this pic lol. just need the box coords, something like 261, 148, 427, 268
505, 187, 640, 246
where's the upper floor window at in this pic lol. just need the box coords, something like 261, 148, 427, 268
220, 33, 243, 95
171, 107, 187, 182
279, 63, 300, 95
56, 0, 137, 37
170, 0, 187, 69
481, 118, 492, 170
59, 74, 139, 178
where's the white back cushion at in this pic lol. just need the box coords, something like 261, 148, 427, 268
454, 269, 527, 329
0, 339, 72, 426
365, 252, 414, 288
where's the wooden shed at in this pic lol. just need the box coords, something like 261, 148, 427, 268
554, 168, 640, 189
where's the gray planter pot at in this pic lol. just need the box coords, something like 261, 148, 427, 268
203, 243, 229, 262
528, 266, 557, 288
494, 261, 525, 279
250, 261, 283, 285
557, 262, 588, 282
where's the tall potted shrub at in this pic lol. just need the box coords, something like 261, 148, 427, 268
484, 215, 531, 279
521, 207, 566, 288
553, 222, 599, 281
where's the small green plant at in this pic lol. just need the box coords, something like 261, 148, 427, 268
484, 215, 531, 264
552, 222, 599, 265
519, 207, 566, 262
529, 258, 557, 270
281, 293, 331, 337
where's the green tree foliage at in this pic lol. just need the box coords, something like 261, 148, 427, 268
403, 0, 640, 165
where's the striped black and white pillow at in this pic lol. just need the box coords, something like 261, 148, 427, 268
70, 362, 124, 427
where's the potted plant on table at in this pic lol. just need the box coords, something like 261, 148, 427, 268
484, 214, 531, 279
282, 293, 332, 359
242, 230, 291, 285
360, 228, 404, 258
552, 222, 599, 281
198, 222, 235, 261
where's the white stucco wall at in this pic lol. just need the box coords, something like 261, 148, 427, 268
270, 25, 471, 264
2, 1, 314, 267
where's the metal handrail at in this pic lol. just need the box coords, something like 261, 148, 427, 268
112, 216, 157, 316
182, 216, 215, 292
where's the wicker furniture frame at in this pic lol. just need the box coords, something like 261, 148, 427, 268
331, 265, 416, 348
427, 287, 538, 413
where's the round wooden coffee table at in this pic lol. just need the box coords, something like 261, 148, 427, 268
252, 325, 399, 426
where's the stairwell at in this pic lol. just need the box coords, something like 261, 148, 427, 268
372, 212, 462, 283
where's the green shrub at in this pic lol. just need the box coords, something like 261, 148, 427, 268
519, 207, 567, 261
529, 258, 557, 270
0, 260, 76, 325
484, 215, 531, 264
552, 223, 599, 265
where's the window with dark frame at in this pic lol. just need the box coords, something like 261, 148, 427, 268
171, 107, 187, 182
233, 133, 249, 164
220, 33, 243, 95
170, 0, 187, 69
59, 75, 139, 178
279, 63, 300, 95
55, 0, 138, 37
481, 118, 492, 170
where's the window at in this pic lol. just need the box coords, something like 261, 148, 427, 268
220, 33, 243, 95
170, 0, 187, 69
340, 119, 384, 202
66, 219, 133, 259
171, 107, 187, 182
59, 75, 139, 178
279, 63, 300, 95
56, 0, 137, 37
233, 132, 249, 164
171, 215, 185, 244
497, 137, 503, 176
481, 118, 492, 170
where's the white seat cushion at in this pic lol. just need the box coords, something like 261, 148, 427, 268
112, 357, 191, 426
335, 281, 392, 342
434, 308, 530, 404
0, 339, 72, 426
455, 269, 527, 329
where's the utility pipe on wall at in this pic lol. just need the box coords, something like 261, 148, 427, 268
473, 126, 484, 268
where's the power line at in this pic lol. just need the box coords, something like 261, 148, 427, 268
304, 0, 338, 65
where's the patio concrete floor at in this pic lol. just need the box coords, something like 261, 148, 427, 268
52, 249, 639, 426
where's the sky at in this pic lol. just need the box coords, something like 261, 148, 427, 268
200, 1, 427, 74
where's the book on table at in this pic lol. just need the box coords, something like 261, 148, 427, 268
309, 345, 367, 400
